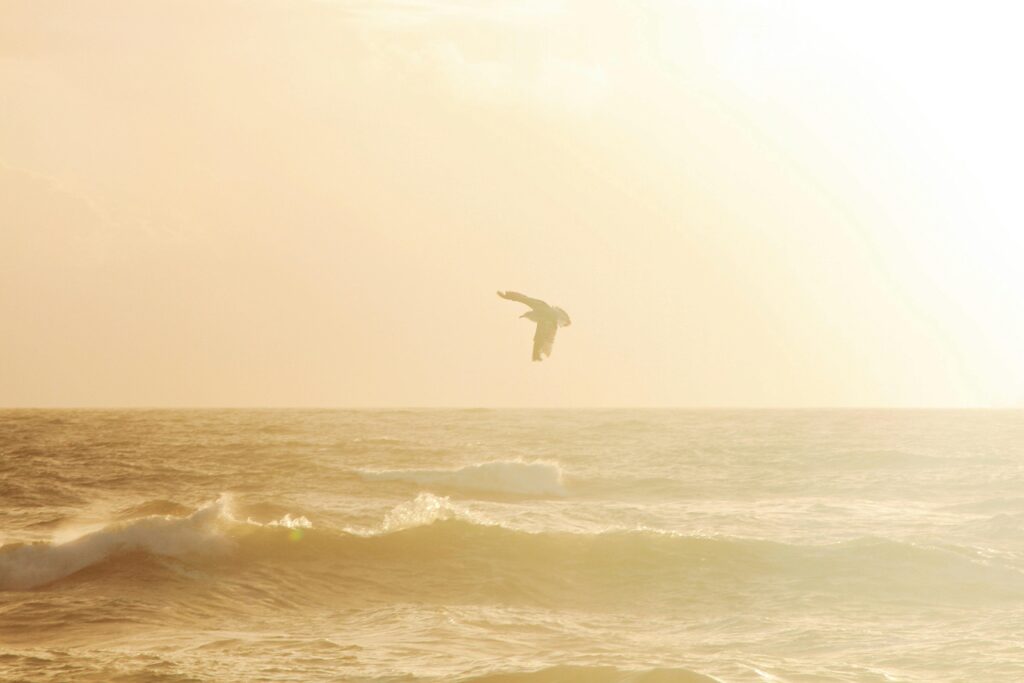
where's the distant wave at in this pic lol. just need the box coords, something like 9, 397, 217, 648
460, 665, 721, 683
359, 460, 567, 496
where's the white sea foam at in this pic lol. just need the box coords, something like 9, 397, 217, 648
382, 492, 491, 532
359, 460, 566, 496
340, 492, 493, 536
256, 513, 313, 529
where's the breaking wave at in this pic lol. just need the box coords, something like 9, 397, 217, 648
0, 495, 309, 590
4, 495, 1023, 607
359, 460, 567, 496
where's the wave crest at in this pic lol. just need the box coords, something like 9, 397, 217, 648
0, 495, 309, 590
380, 492, 488, 532
7, 495, 1023, 607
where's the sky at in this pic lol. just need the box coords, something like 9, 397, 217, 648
2, 0, 1023, 408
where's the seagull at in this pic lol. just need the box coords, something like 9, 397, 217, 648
497, 291, 571, 361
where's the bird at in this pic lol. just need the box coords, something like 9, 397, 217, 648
497, 291, 571, 361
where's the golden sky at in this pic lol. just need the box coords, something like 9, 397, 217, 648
2, 1, 1022, 407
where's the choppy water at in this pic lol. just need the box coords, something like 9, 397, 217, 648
2, 409, 1024, 682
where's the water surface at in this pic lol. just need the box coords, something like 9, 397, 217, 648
2, 409, 1023, 681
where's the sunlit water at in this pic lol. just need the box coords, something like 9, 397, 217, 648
2, 409, 1024, 682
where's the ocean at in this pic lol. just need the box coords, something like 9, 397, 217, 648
2, 409, 1023, 682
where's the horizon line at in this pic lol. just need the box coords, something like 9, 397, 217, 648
1, 405, 1021, 411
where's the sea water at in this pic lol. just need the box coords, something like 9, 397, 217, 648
2, 409, 1023, 682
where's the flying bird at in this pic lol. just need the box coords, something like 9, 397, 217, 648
497, 291, 572, 361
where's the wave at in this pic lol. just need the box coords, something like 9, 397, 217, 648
374, 492, 493, 533
5, 495, 1022, 607
460, 665, 721, 683
0, 495, 309, 591
359, 460, 567, 496
115, 499, 192, 520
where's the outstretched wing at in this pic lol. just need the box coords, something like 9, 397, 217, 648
497, 290, 548, 310
532, 319, 558, 361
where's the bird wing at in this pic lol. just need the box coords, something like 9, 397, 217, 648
532, 319, 558, 361
497, 290, 548, 310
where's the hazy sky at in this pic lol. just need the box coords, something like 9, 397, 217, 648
3, 0, 1023, 408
